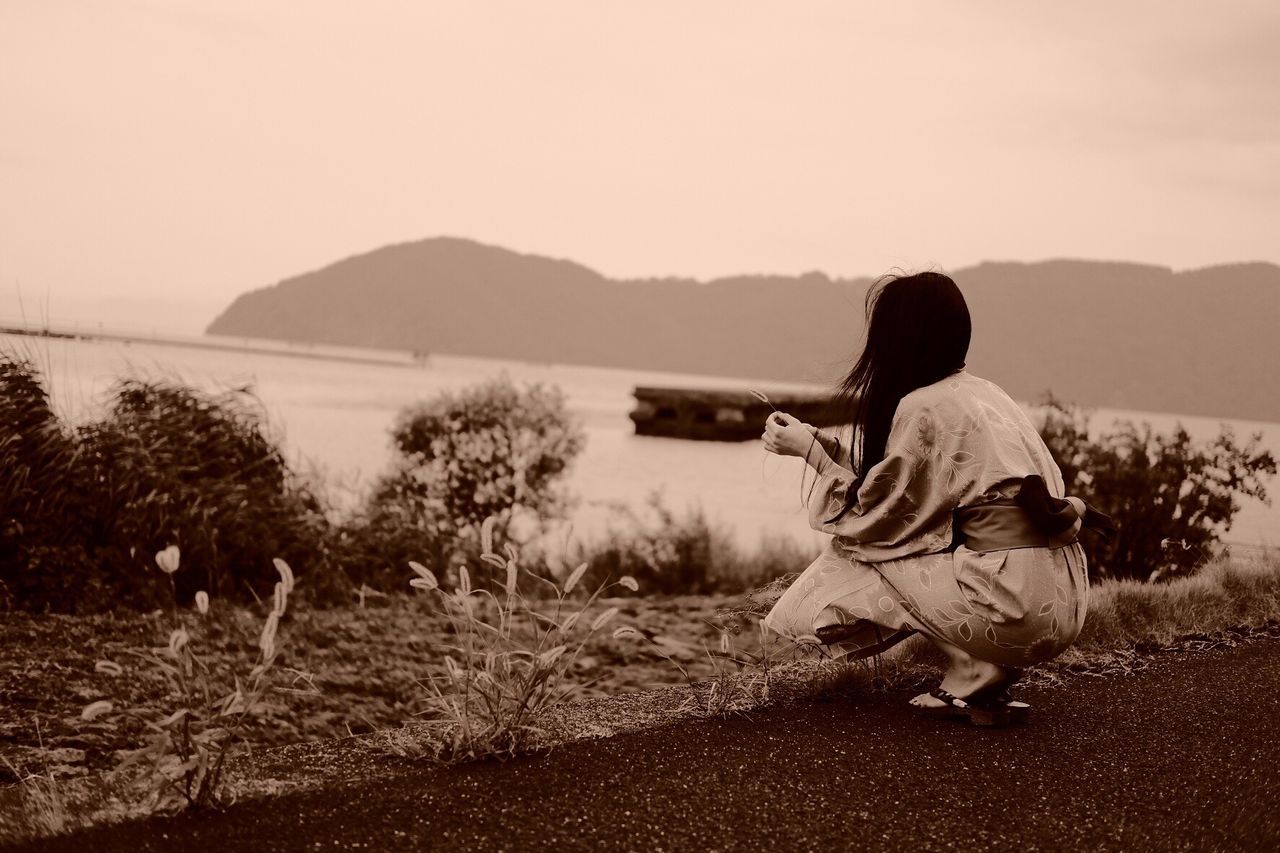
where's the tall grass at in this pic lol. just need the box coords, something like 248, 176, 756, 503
392, 525, 638, 763
0, 352, 339, 612
2, 717, 69, 840
573, 493, 817, 595
1072, 555, 1280, 653
103, 552, 301, 812
0, 353, 87, 610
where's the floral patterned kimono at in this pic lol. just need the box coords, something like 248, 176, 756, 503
764, 370, 1089, 668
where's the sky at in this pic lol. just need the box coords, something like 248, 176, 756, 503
2, 1, 1278, 334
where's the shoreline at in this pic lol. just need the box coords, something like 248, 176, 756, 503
0, 323, 423, 371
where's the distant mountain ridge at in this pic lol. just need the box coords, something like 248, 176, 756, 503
207, 238, 1280, 423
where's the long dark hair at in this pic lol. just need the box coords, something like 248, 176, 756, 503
827, 271, 971, 522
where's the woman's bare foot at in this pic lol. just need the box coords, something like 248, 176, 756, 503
908, 644, 1011, 709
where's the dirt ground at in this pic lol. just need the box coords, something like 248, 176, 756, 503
0, 594, 753, 783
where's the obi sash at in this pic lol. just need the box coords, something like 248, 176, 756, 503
954, 475, 1116, 553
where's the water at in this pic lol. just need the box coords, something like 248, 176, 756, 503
5, 330, 1278, 551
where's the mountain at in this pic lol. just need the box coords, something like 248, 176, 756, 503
207, 237, 1280, 423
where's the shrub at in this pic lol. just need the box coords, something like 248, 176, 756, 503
0, 354, 90, 609
347, 376, 584, 589
1037, 395, 1276, 581
575, 493, 815, 595
80, 378, 339, 609
0, 360, 339, 612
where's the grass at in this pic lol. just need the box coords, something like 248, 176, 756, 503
2, 717, 69, 841
0, 595, 744, 783
393, 531, 640, 763
112, 555, 299, 813
3, 768, 68, 842
572, 492, 818, 595
1053, 554, 1280, 667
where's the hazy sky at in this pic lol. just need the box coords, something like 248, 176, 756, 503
3, 1, 1278, 333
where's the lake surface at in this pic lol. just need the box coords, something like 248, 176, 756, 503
5, 331, 1278, 552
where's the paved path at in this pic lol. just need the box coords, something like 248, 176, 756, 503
31, 641, 1280, 851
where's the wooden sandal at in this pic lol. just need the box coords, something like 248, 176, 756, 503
979, 668, 1031, 725
966, 673, 1030, 726
958, 693, 1015, 728
914, 686, 1019, 727
995, 690, 1031, 725
914, 687, 972, 720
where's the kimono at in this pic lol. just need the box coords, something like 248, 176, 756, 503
764, 370, 1088, 667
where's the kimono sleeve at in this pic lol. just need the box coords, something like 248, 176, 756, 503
807, 402, 970, 562
816, 425, 854, 473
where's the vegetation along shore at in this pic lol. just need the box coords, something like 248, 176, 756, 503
1, 343, 1277, 842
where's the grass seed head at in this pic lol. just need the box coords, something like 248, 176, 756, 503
259, 612, 279, 657
749, 389, 778, 411
591, 606, 619, 631
81, 700, 113, 721
273, 558, 295, 594
95, 660, 124, 676
409, 561, 439, 589
168, 628, 190, 656
618, 575, 639, 592
563, 562, 589, 595
194, 590, 210, 615
155, 545, 180, 575
480, 516, 497, 555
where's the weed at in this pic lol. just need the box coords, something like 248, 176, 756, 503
401, 522, 637, 762
575, 493, 816, 595
91, 549, 300, 812
1, 717, 68, 841
613, 606, 842, 719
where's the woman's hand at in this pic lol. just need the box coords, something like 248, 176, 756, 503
762, 412, 816, 458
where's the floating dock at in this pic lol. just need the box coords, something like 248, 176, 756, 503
630, 386, 843, 441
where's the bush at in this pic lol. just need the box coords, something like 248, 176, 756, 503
1037, 395, 1276, 582
575, 493, 815, 595
74, 378, 335, 608
0, 354, 96, 609
344, 376, 584, 589
0, 357, 339, 612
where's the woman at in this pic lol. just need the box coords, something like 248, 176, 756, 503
762, 271, 1102, 726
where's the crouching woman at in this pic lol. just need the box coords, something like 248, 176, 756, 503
762, 272, 1110, 726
